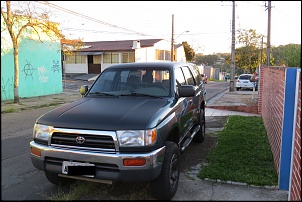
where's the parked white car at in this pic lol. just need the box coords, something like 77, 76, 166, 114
235, 74, 258, 91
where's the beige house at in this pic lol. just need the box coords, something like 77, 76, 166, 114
63, 39, 187, 74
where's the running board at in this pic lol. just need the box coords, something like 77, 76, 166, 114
180, 125, 200, 153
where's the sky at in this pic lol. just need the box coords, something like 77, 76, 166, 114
33, 1, 301, 55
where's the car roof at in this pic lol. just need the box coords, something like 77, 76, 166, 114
106, 61, 192, 70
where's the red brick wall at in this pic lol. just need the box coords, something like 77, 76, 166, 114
259, 66, 285, 171
259, 66, 301, 201
290, 71, 301, 201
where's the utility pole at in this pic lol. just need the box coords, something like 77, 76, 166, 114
266, 1, 271, 66
171, 14, 174, 62
260, 36, 263, 65
229, 1, 235, 92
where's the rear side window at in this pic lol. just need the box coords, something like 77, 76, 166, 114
175, 67, 186, 85
190, 65, 202, 84
181, 66, 195, 85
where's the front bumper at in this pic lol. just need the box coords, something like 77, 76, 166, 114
30, 141, 165, 183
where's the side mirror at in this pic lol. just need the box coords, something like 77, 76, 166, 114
80, 85, 88, 96
179, 85, 195, 97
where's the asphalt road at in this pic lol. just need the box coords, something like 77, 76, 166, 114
1, 107, 65, 200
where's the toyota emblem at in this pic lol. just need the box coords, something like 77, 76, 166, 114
75, 136, 85, 144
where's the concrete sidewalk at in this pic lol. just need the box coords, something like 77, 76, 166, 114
173, 172, 288, 201
1, 89, 82, 114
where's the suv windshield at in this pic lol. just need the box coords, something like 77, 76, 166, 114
89, 67, 171, 97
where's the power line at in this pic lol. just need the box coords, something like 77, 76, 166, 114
35, 1, 159, 39
60, 27, 142, 35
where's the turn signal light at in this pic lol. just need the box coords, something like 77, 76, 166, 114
31, 147, 41, 157
123, 158, 146, 166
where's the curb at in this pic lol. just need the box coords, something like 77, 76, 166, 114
203, 178, 280, 190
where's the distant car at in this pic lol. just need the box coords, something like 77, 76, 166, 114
201, 73, 207, 84
235, 74, 258, 91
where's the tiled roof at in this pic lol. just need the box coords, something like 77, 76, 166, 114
80, 39, 164, 52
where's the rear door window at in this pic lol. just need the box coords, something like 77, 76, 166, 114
181, 66, 195, 85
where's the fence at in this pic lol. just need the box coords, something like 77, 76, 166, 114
259, 65, 301, 201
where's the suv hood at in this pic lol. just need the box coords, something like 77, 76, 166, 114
37, 97, 169, 130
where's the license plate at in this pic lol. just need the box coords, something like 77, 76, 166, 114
62, 161, 95, 176
243, 81, 248, 83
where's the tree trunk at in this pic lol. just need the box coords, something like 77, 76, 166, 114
13, 45, 19, 103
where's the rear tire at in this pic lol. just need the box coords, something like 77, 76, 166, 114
45, 171, 75, 186
236, 87, 240, 91
194, 109, 205, 143
150, 141, 180, 200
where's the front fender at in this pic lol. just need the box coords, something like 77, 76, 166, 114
156, 111, 180, 146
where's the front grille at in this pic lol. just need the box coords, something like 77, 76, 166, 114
51, 132, 116, 152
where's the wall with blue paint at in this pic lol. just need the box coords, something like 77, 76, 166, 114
1, 38, 62, 101
279, 68, 299, 190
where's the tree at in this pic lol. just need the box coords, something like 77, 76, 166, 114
236, 29, 265, 73
194, 53, 230, 74
193, 53, 204, 65
272, 44, 301, 67
182, 41, 195, 62
201, 55, 219, 66
1, 1, 63, 103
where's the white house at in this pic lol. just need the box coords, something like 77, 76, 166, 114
62, 39, 187, 75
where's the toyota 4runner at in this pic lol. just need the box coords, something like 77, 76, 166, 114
30, 61, 206, 200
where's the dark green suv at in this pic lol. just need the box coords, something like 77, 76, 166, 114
30, 62, 207, 200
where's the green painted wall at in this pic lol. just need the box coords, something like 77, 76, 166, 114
1, 38, 62, 101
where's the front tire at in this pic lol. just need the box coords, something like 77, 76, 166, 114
150, 141, 180, 200
194, 109, 205, 143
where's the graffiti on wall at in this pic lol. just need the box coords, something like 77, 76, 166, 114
1, 77, 13, 101
1, 59, 61, 101
38, 66, 48, 83
23, 60, 36, 80
21, 59, 61, 83
52, 60, 60, 73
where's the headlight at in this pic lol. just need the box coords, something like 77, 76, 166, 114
117, 129, 157, 147
33, 124, 53, 144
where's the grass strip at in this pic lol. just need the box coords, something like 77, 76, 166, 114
199, 115, 278, 186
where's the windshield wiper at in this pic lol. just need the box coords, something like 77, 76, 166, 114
120, 92, 161, 98
88, 92, 116, 96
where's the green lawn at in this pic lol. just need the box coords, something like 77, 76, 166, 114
199, 115, 278, 186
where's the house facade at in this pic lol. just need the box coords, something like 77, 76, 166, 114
63, 39, 187, 75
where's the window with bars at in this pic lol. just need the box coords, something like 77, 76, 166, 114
122, 52, 135, 63
93, 55, 102, 64
156, 49, 164, 60
103, 52, 119, 63
156, 49, 171, 61
66, 53, 86, 64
